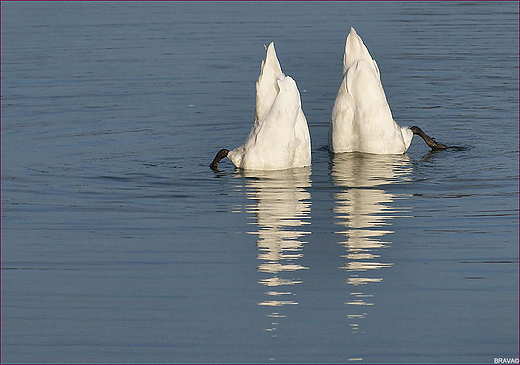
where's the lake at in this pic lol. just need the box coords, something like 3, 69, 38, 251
1, 1, 518, 364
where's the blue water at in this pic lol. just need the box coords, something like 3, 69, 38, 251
1, 2, 518, 364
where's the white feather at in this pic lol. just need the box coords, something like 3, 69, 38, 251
228, 43, 311, 170
329, 27, 414, 154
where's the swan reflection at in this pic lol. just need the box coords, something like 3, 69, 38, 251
240, 168, 311, 331
331, 153, 412, 330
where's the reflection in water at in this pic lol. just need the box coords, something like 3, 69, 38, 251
240, 168, 311, 335
331, 153, 412, 332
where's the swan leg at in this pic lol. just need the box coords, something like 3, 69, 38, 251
411, 126, 447, 150
210, 149, 230, 171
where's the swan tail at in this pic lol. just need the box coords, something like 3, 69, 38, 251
344, 27, 377, 76
256, 42, 284, 124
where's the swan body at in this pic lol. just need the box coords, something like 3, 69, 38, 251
211, 43, 311, 170
329, 27, 443, 154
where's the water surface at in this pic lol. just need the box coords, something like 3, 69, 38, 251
1, 2, 518, 363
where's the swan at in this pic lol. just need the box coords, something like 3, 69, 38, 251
329, 27, 446, 154
210, 42, 311, 170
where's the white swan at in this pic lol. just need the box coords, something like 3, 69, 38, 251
210, 43, 311, 170
329, 27, 445, 154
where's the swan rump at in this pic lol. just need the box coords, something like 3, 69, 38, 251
329, 27, 413, 154
211, 42, 311, 171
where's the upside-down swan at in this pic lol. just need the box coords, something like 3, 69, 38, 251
210, 42, 311, 170
329, 27, 446, 154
